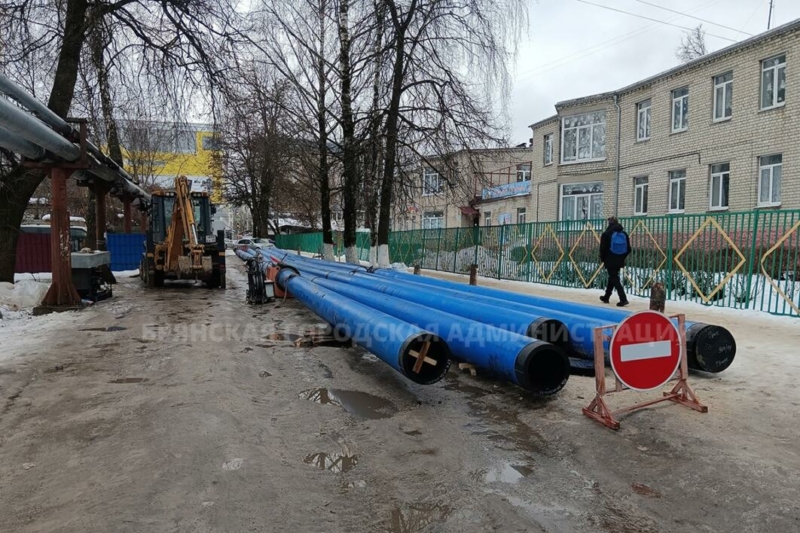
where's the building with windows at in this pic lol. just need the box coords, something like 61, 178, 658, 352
529, 18, 800, 221
118, 121, 223, 203
393, 146, 533, 230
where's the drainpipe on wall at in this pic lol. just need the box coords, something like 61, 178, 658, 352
613, 93, 622, 217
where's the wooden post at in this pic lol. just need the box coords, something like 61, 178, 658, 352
42, 168, 81, 306
469, 263, 478, 285
413, 264, 421, 275
649, 282, 666, 312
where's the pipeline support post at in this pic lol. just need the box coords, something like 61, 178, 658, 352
122, 194, 132, 233
94, 181, 109, 250
413, 264, 421, 275
42, 167, 81, 307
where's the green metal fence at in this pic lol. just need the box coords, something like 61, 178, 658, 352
276, 210, 800, 317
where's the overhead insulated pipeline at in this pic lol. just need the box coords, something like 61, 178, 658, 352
269, 262, 570, 396
0, 74, 150, 203
374, 269, 737, 374
235, 248, 451, 384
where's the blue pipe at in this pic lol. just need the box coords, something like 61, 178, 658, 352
373, 269, 736, 373
276, 268, 571, 396
274, 268, 451, 385
277, 255, 568, 344
275, 254, 608, 364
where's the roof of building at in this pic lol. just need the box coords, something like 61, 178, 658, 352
528, 17, 800, 126
528, 114, 559, 130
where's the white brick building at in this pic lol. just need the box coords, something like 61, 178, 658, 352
530, 18, 800, 221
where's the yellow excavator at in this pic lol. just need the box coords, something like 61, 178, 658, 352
140, 176, 225, 288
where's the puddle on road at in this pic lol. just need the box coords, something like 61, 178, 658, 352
390, 502, 452, 533
403, 429, 422, 436
303, 452, 358, 473
80, 326, 128, 332
483, 462, 534, 484
299, 388, 396, 420
109, 377, 148, 384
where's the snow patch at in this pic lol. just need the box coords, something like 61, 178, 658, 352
0, 280, 50, 311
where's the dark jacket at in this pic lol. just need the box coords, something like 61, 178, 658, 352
600, 222, 631, 269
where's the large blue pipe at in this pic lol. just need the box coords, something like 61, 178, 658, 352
275, 254, 568, 347
373, 268, 736, 373
274, 268, 451, 385
270, 252, 736, 373
275, 255, 603, 358
276, 268, 571, 396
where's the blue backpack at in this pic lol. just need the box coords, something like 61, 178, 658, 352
610, 231, 628, 255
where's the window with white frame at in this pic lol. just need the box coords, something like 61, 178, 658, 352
561, 111, 606, 163
713, 72, 733, 121
672, 88, 689, 132
758, 154, 782, 206
422, 168, 444, 195
517, 207, 527, 224
516, 163, 531, 182
709, 163, 730, 210
484, 210, 492, 226
543, 134, 553, 165
761, 55, 786, 110
422, 211, 444, 229
560, 182, 604, 221
668, 170, 686, 213
637, 100, 651, 141
634, 176, 648, 215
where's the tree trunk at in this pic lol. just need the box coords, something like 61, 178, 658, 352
366, 0, 385, 266
0, 0, 89, 282
316, 0, 334, 261
338, 0, 358, 264
377, 21, 406, 267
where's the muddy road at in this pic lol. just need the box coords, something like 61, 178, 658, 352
1, 260, 798, 532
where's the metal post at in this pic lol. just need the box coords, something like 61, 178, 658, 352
469, 264, 478, 285
498, 224, 505, 280
42, 167, 81, 307
744, 211, 759, 309
435, 227, 442, 271
95, 182, 108, 250
666, 216, 674, 299
123, 195, 132, 233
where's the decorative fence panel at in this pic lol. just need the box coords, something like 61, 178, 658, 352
276, 210, 800, 317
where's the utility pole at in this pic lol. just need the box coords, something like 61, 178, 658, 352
768, 0, 774, 30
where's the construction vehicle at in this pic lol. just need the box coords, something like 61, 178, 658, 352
140, 176, 225, 288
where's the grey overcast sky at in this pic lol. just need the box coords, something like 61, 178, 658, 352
509, 0, 800, 143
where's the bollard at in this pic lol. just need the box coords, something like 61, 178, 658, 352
413, 264, 421, 275
650, 282, 666, 312
469, 264, 478, 286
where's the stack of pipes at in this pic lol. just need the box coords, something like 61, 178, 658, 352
235, 247, 572, 396
264, 248, 737, 375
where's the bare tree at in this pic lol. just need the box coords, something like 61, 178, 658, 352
216, 66, 298, 239
676, 24, 707, 63
0, 0, 243, 282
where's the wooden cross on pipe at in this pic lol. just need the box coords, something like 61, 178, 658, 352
409, 341, 435, 373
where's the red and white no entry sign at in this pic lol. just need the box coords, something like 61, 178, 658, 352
610, 310, 682, 391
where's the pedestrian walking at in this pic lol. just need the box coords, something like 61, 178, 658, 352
599, 216, 631, 307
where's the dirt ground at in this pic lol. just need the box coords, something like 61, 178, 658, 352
1, 258, 799, 533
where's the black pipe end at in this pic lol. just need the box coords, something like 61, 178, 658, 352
399, 333, 451, 385
527, 318, 570, 351
686, 323, 736, 373
514, 341, 570, 396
